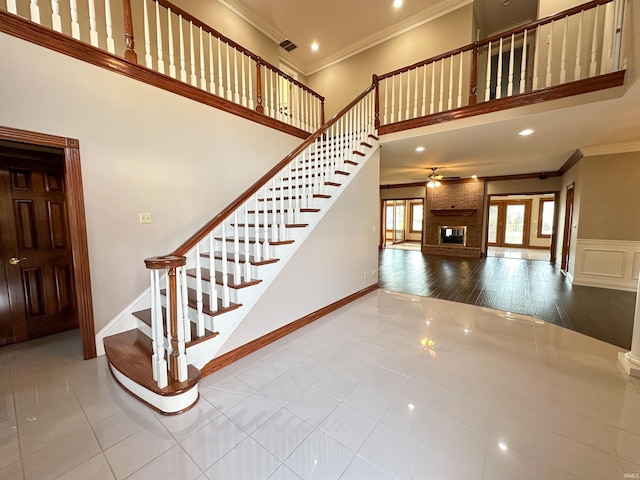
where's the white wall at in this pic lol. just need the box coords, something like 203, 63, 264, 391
218, 149, 381, 354
0, 33, 302, 333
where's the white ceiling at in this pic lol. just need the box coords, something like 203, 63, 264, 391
220, 0, 640, 184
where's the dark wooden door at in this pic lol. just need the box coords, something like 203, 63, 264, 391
561, 184, 575, 273
0, 147, 77, 346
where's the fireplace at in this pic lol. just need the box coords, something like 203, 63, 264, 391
439, 226, 467, 246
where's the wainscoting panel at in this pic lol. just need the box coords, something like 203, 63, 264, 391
573, 239, 640, 291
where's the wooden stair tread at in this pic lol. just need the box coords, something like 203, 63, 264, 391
214, 236, 294, 246
201, 252, 280, 266
104, 329, 200, 396
186, 268, 262, 289
161, 288, 242, 317
132, 309, 219, 348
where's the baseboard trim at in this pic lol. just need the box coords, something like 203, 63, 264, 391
201, 284, 379, 376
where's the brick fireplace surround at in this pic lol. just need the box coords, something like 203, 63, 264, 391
423, 179, 486, 258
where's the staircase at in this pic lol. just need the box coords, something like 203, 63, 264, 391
103, 87, 379, 414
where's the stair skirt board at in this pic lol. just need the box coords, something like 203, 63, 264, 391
107, 362, 200, 415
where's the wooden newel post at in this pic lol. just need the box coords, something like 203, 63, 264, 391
122, 0, 137, 63
373, 74, 381, 129
469, 43, 478, 106
255, 58, 264, 114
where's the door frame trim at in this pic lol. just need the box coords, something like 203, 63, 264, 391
0, 126, 96, 359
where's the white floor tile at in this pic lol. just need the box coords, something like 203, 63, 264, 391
358, 423, 423, 479
285, 430, 354, 480
252, 408, 314, 461
205, 437, 279, 480
340, 455, 394, 480
287, 385, 338, 426
318, 403, 377, 452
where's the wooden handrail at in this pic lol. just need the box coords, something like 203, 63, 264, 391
169, 84, 375, 257
146, 0, 324, 101
378, 0, 613, 81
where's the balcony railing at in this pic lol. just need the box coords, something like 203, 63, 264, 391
1, 0, 325, 133
375, 0, 626, 132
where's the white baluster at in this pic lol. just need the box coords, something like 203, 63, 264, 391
217, 38, 224, 97
70, 0, 80, 39
207, 35, 215, 92
383, 78, 389, 124
175, 267, 188, 381
612, 0, 625, 71
288, 163, 295, 224
226, 44, 233, 101
532, 28, 540, 90
560, 17, 568, 84
438, 59, 444, 111
457, 53, 463, 107
398, 73, 403, 121
143, 0, 153, 68
421, 65, 427, 116
263, 68, 270, 118
208, 233, 218, 312
88, 0, 98, 47
496, 38, 503, 99
6, 0, 17, 14
507, 34, 515, 96
168, 9, 176, 79
30, 0, 40, 24
155, 2, 165, 74
271, 178, 278, 242
241, 55, 247, 107
279, 171, 286, 240
180, 265, 190, 344
105, 0, 115, 53
485, 41, 492, 100
413, 68, 419, 118
51, 0, 61, 32
248, 58, 254, 110
546, 21, 554, 87
601, 1, 615, 74
150, 270, 159, 382
233, 48, 240, 104
575, 12, 584, 80
189, 23, 197, 87
390, 76, 396, 123
233, 212, 241, 284
253, 195, 261, 262
243, 207, 251, 282
448, 54, 454, 109
164, 273, 173, 358
199, 28, 206, 90
195, 243, 204, 337
590, 7, 600, 77
269, 71, 276, 118
405, 71, 410, 120
262, 187, 270, 260
179, 17, 187, 82
430, 62, 436, 113
520, 30, 528, 93
220, 222, 230, 307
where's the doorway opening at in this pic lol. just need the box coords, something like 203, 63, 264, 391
0, 127, 95, 359
486, 193, 556, 261
381, 199, 423, 251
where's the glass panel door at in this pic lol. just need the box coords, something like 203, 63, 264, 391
488, 205, 499, 244
504, 204, 526, 245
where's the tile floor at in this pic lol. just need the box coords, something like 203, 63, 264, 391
486, 246, 551, 261
2, 290, 640, 480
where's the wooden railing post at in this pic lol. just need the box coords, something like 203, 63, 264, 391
373, 74, 380, 129
469, 42, 478, 106
122, 0, 137, 63
255, 58, 264, 114
167, 266, 179, 380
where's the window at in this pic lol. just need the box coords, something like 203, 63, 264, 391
537, 199, 554, 238
410, 202, 423, 232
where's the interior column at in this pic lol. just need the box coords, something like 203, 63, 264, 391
619, 276, 640, 377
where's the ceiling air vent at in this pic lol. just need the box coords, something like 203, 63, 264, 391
279, 38, 297, 52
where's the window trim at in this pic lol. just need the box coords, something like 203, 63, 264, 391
409, 200, 424, 233
537, 198, 554, 238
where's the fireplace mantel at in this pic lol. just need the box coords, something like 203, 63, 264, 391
430, 209, 476, 216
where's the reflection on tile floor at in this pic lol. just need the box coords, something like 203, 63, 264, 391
487, 246, 550, 261
2, 290, 640, 479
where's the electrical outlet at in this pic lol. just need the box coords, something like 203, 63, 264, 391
139, 212, 152, 224
372, 269, 377, 276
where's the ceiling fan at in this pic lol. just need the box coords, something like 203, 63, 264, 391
427, 167, 445, 188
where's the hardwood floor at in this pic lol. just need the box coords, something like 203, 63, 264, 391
378, 248, 636, 349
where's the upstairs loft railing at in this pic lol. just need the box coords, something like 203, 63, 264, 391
375, 0, 626, 132
143, 87, 375, 387
2, 0, 325, 133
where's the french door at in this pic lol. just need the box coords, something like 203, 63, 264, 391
488, 200, 531, 247
384, 200, 405, 245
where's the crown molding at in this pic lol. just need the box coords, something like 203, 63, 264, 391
581, 142, 640, 156
306, 0, 473, 75
218, 0, 472, 77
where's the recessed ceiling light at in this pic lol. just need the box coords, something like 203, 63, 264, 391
393, 0, 403, 8
471, 175, 478, 179
519, 129, 534, 136
311, 42, 319, 52
415, 146, 425, 152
